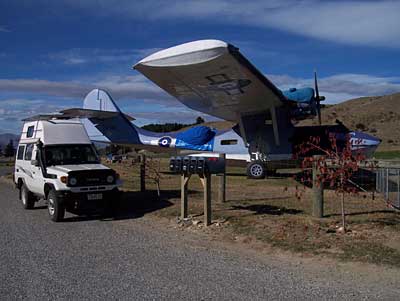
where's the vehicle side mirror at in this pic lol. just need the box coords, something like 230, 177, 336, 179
31, 159, 40, 166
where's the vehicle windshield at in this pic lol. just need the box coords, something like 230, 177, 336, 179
44, 144, 100, 166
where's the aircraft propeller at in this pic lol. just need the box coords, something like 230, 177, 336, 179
314, 70, 325, 125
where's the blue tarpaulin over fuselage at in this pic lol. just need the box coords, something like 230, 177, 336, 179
175, 126, 215, 151
176, 126, 215, 145
282, 87, 315, 103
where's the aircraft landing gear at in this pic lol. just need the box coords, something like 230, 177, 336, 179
246, 161, 266, 179
246, 161, 278, 179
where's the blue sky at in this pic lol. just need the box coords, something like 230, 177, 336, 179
1, 0, 400, 134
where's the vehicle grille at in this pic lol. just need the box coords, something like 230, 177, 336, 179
67, 169, 115, 187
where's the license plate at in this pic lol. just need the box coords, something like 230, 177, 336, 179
87, 193, 103, 200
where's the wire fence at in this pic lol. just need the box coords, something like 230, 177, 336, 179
376, 167, 400, 209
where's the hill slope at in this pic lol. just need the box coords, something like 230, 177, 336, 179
299, 92, 400, 151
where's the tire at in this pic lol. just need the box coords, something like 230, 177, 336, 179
20, 184, 35, 209
246, 161, 266, 179
47, 189, 65, 222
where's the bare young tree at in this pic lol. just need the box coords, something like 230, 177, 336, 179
296, 133, 368, 232
145, 157, 163, 199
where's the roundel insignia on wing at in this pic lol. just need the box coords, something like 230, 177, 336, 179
158, 136, 172, 147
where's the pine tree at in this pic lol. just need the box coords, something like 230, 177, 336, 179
196, 116, 205, 124
4, 139, 15, 157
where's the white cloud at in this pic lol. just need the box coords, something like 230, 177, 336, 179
0, 96, 214, 133
93, 75, 171, 101
0, 79, 91, 98
0, 75, 172, 103
48, 48, 162, 65
0, 70, 399, 133
0, 26, 10, 33
52, 0, 400, 48
269, 73, 400, 102
0, 97, 73, 133
130, 110, 218, 126
157, 0, 400, 48
0, 72, 399, 127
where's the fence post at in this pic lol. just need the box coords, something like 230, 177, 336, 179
312, 155, 324, 218
181, 174, 190, 219
204, 173, 212, 226
397, 169, 400, 208
385, 168, 389, 200
140, 154, 146, 192
218, 153, 226, 203
200, 173, 212, 226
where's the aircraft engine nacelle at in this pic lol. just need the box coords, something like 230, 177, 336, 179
289, 102, 317, 121
283, 87, 317, 121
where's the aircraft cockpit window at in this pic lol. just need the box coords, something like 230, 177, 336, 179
221, 139, 238, 145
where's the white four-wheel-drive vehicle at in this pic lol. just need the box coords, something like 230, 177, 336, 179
14, 116, 121, 222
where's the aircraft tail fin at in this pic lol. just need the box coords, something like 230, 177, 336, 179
83, 89, 120, 113
81, 89, 141, 145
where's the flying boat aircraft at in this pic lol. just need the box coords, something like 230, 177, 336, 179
62, 40, 380, 178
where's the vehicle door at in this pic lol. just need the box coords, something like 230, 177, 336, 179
15, 144, 26, 182
24, 143, 45, 196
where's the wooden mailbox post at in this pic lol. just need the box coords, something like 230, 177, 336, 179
180, 172, 212, 226
173, 155, 226, 227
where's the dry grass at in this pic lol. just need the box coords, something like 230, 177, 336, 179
109, 158, 400, 267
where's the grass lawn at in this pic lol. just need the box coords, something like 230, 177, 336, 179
374, 151, 400, 160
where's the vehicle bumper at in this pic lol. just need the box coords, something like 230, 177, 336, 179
55, 188, 121, 212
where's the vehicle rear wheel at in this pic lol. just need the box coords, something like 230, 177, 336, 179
47, 189, 65, 222
20, 184, 35, 209
246, 161, 266, 179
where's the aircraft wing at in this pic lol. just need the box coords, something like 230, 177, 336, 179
134, 40, 286, 122
61, 108, 135, 121
23, 109, 135, 122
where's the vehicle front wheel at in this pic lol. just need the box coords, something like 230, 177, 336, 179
20, 184, 35, 209
47, 190, 65, 222
246, 161, 266, 179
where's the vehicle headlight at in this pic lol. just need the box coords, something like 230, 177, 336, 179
106, 175, 114, 183
69, 177, 77, 186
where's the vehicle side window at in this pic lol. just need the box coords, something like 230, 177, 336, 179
17, 145, 25, 160
25, 144, 34, 161
27, 126, 35, 138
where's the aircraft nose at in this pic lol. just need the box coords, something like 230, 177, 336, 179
351, 131, 381, 145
